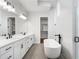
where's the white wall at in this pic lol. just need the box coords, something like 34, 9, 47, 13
55, 0, 74, 59
0, 8, 28, 35
55, 9, 73, 59
28, 0, 74, 59
28, 11, 55, 43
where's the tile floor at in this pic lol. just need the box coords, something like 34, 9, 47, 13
23, 44, 62, 59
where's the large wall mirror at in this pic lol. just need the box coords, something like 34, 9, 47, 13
0, 16, 15, 36
8, 17, 15, 35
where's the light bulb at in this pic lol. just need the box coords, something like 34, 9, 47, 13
19, 14, 27, 20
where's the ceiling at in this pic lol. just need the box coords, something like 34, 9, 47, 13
18, 0, 58, 12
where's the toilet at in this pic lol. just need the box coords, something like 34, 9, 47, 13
44, 39, 61, 59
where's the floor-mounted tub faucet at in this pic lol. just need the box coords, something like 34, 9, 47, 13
55, 34, 61, 44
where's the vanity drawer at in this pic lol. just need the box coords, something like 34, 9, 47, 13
0, 44, 13, 55
1, 50, 13, 59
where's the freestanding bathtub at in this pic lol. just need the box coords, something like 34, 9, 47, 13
44, 39, 61, 59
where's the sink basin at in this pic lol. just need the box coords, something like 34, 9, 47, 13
0, 34, 25, 41
0, 36, 6, 40
12, 34, 24, 39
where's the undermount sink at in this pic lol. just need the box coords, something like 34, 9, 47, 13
0, 36, 6, 40
12, 34, 24, 39
0, 34, 26, 40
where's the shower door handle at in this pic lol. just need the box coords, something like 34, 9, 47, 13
74, 37, 79, 43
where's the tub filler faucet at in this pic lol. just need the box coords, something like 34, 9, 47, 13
55, 34, 61, 44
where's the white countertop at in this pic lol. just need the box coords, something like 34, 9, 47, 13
0, 33, 34, 48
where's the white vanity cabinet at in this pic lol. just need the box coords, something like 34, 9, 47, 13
21, 35, 35, 59
0, 50, 13, 59
24, 38, 29, 52
14, 41, 22, 59
0, 34, 35, 59
14, 39, 28, 59
23, 37, 29, 55
29, 37, 33, 47
20, 39, 26, 59
0, 44, 13, 59
28, 35, 35, 48
20, 36, 34, 59
14, 38, 29, 59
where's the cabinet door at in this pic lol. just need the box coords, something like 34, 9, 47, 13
14, 41, 21, 59
26, 39, 30, 51
29, 35, 34, 47
27, 38, 31, 48
30, 37, 33, 47
1, 50, 13, 59
0, 44, 13, 55
22, 41, 26, 56
24, 39, 28, 54
20, 40, 25, 59
31, 35, 35, 44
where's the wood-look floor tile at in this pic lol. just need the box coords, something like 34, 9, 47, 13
23, 44, 47, 59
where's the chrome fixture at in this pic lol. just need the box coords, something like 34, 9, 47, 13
0, 0, 16, 13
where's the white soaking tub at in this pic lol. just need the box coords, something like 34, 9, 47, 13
44, 39, 61, 59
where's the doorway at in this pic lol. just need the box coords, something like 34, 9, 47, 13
40, 17, 48, 43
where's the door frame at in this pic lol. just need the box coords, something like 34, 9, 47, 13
40, 17, 48, 43
73, 0, 78, 59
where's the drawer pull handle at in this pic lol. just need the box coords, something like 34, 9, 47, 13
6, 47, 12, 51
31, 38, 32, 40
21, 44, 23, 48
8, 56, 12, 59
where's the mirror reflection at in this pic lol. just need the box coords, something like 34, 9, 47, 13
7, 17, 15, 35
0, 15, 15, 39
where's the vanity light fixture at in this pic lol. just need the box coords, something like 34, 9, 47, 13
6, 1, 16, 13
0, 0, 7, 7
19, 14, 27, 20
7, 5, 16, 13
0, 0, 16, 13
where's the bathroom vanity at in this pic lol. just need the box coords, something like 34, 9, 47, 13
0, 33, 35, 59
